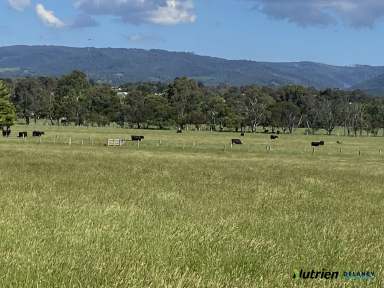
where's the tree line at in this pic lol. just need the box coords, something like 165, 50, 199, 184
1, 70, 384, 136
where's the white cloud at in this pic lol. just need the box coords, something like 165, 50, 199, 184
249, 0, 384, 28
149, 0, 196, 24
74, 0, 196, 25
35, 4, 65, 28
8, 0, 31, 11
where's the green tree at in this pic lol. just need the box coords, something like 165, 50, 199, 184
203, 92, 227, 131
0, 81, 16, 132
278, 85, 308, 105
223, 87, 247, 132
13, 78, 38, 124
364, 101, 384, 136
166, 77, 203, 129
54, 71, 89, 125
85, 85, 121, 126
144, 94, 172, 129
12, 77, 56, 124
317, 90, 343, 135
271, 102, 301, 134
123, 90, 147, 129
242, 86, 275, 132
37, 77, 58, 125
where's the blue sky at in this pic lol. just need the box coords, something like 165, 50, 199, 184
1, 0, 384, 66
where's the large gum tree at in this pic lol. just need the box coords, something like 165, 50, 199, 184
0, 80, 16, 132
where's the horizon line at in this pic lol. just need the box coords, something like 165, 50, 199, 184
0, 44, 381, 68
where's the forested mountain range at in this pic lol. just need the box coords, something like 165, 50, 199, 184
352, 73, 384, 95
0, 45, 383, 93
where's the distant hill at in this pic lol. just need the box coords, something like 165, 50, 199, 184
0, 45, 383, 92
353, 73, 384, 96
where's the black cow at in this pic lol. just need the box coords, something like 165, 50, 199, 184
270, 135, 279, 140
276, 131, 281, 135
231, 139, 242, 145
18, 132, 28, 138
240, 132, 245, 137
177, 128, 182, 134
264, 129, 269, 134
2, 129, 11, 137
131, 135, 144, 141
32, 131, 45, 137
312, 140, 325, 147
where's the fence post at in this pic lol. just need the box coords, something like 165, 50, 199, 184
69, 137, 72, 146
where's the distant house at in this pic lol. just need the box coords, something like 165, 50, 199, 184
117, 91, 128, 98
112, 87, 129, 99
154, 92, 166, 97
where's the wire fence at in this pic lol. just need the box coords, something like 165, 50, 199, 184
1, 134, 384, 160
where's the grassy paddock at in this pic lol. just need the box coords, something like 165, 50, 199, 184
0, 125, 383, 287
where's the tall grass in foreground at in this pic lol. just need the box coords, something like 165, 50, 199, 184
0, 126, 383, 287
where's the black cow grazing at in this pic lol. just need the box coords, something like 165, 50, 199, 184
32, 131, 45, 137
231, 139, 242, 145
240, 132, 245, 137
18, 132, 28, 138
270, 135, 279, 140
2, 129, 11, 137
131, 135, 144, 141
311, 142, 321, 147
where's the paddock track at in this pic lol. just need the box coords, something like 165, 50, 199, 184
0, 125, 383, 287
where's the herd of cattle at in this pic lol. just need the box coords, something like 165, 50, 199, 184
229, 133, 325, 147
2, 128, 330, 148
2, 130, 45, 138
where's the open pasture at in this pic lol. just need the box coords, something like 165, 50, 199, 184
3, 124, 384, 158
0, 125, 383, 287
